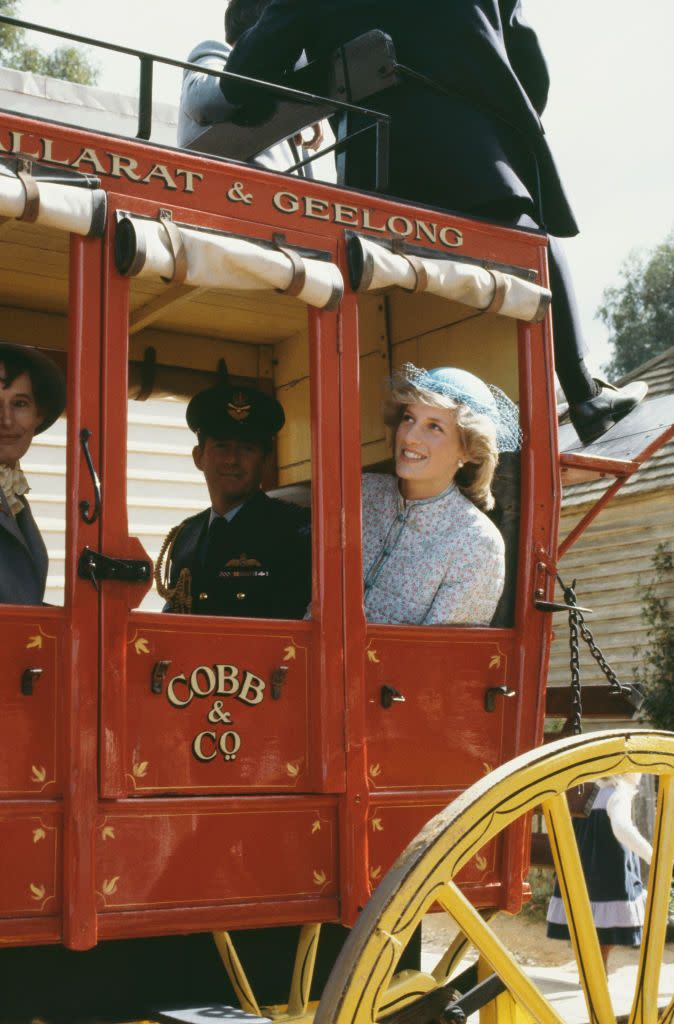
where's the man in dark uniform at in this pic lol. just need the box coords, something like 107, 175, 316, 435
222, 0, 646, 444
0, 342, 66, 605
161, 381, 310, 618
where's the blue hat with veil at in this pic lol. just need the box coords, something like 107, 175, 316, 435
394, 362, 522, 452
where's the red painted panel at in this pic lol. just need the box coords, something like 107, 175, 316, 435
0, 808, 61, 920
364, 631, 513, 790
0, 609, 63, 798
121, 616, 312, 794
95, 798, 338, 913
366, 796, 501, 902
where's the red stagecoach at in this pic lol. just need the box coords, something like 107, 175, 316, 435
0, 17, 673, 1024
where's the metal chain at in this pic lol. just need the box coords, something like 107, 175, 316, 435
558, 576, 633, 736
562, 578, 583, 735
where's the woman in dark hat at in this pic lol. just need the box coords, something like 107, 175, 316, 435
0, 342, 66, 605
362, 362, 521, 626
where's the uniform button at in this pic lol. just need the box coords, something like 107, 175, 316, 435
236, 592, 247, 601
199, 592, 208, 600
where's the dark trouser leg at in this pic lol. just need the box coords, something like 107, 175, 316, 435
467, 199, 596, 404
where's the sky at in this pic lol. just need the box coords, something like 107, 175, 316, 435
15, 0, 674, 372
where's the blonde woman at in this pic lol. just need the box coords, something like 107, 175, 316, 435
362, 363, 521, 626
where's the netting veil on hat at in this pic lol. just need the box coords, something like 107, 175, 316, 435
394, 363, 522, 452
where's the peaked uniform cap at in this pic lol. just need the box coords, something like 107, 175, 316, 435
186, 384, 285, 443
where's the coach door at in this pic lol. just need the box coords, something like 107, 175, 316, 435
97, 198, 345, 803
0, 166, 104, 948
342, 226, 559, 911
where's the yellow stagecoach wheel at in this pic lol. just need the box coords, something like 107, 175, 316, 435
314, 729, 674, 1024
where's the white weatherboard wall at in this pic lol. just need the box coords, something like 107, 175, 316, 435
22, 397, 208, 610
548, 347, 674, 696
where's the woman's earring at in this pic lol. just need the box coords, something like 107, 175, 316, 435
457, 460, 464, 468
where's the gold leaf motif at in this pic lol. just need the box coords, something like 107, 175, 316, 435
31, 765, 47, 783
369, 763, 382, 779
312, 869, 326, 886
475, 854, 488, 872
102, 876, 119, 896
283, 645, 296, 661
286, 761, 300, 778
370, 866, 382, 881
489, 654, 502, 669
32, 827, 46, 843
366, 648, 380, 664
132, 761, 149, 778
371, 817, 383, 832
30, 883, 46, 901
311, 819, 321, 833
134, 637, 150, 655
26, 634, 43, 650
101, 826, 115, 841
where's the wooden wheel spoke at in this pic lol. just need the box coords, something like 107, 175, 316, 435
431, 909, 498, 983
288, 924, 322, 1017
435, 881, 565, 1024
629, 774, 674, 1024
212, 930, 262, 1017
542, 792, 615, 1024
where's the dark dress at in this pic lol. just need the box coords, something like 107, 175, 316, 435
547, 783, 648, 946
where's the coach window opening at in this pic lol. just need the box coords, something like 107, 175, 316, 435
117, 215, 343, 621
351, 234, 547, 629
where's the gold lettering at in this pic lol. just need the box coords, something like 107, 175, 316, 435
303, 196, 330, 220
273, 190, 300, 214
237, 670, 265, 706
333, 202, 359, 226
387, 215, 414, 237
415, 220, 438, 244
192, 731, 218, 762
362, 208, 386, 233
142, 163, 178, 190
439, 225, 463, 248
9, 131, 40, 158
71, 147, 106, 173
190, 665, 216, 698
108, 152, 142, 181
166, 673, 192, 708
175, 168, 203, 193
40, 138, 71, 165
218, 731, 241, 761
215, 664, 240, 696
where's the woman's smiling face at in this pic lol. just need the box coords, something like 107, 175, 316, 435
395, 401, 467, 499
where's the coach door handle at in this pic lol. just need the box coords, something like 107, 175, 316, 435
21, 667, 43, 696
484, 685, 516, 712
271, 665, 288, 700
151, 660, 172, 694
79, 427, 101, 525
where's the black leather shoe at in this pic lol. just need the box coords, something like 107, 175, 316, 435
569, 379, 648, 444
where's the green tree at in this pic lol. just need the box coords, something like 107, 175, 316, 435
599, 231, 674, 379
0, 0, 99, 85
635, 543, 674, 731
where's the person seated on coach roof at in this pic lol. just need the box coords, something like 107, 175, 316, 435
156, 382, 311, 619
0, 342, 66, 605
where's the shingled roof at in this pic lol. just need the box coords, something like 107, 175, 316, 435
562, 346, 674, 508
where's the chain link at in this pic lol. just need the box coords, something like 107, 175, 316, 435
557, 575, 632, 735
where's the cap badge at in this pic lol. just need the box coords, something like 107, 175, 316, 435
227, 392, 252, 422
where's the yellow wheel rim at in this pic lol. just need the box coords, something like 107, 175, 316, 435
315, 729, 674, 1024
